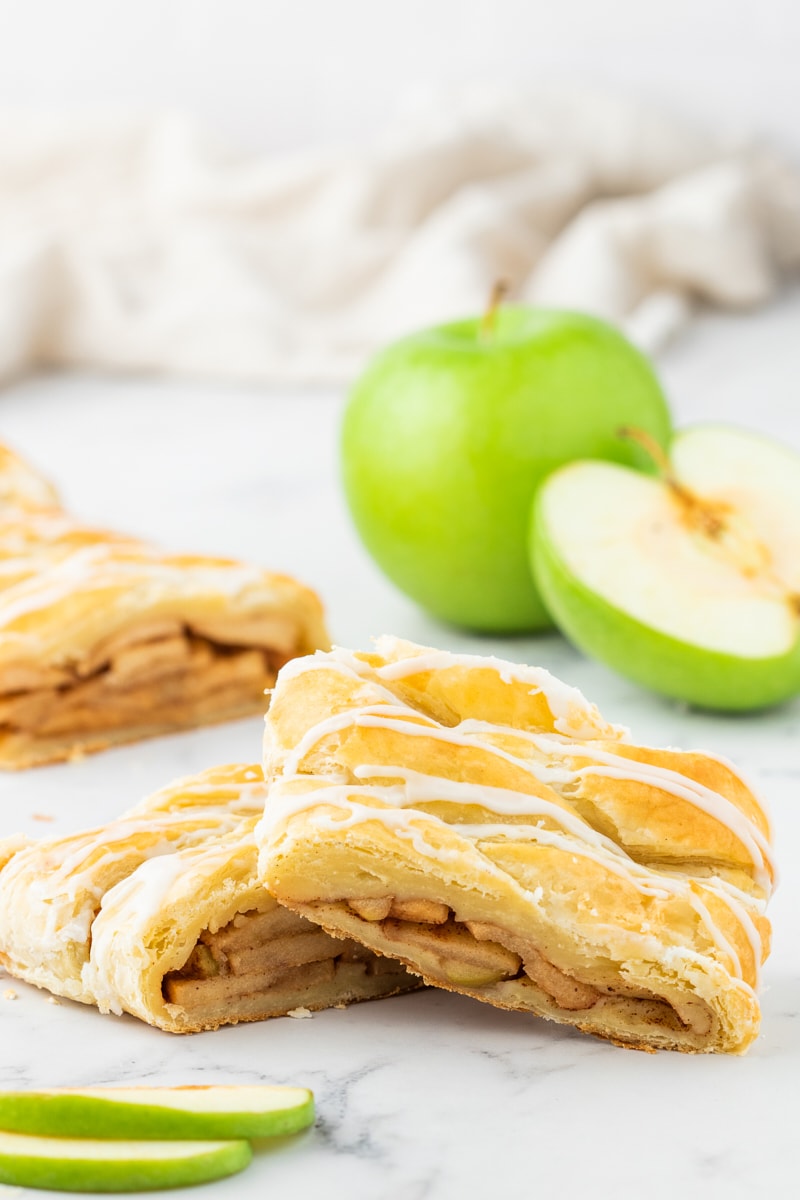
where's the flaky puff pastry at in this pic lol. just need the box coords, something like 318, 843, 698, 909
258, 638, 774, 1054
0, 442, 329, 768
0, 764, 416, 1032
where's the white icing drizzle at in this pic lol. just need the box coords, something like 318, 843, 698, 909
0, 538, 276, 638
699, 748, 776, 845
297, 791, 462, 866
45, 812, 243, 886
83, 853, 196, 1016
0, 546, 116, 626
87, 823, 258, 967
553, 738, 771, 890
280, 697, 773, 895
21, 806, 255, 947
683, 891, 744, 980
351, 764, 630, 859
451, 822, 675, 899
276, 764, 759, 959
702, 876, 766, 987
266, 768, 633, 883
82, 827, 260, 1017
136, 780, 266, 816
264, 651, 773, 990
262, 781, 523, 882
285, 704, 574, 791
453, 721, 774, 892
333, 641, 623, 741
99, 844, 213, 926
281, 704, 413, 775
576, 762, 773, 890
263, 773, 761, 983
271, 650, 405, 708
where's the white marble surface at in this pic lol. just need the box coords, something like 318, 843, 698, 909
0, 291, 799, 1199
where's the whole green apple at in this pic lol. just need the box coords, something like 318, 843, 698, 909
341, 306, 672, 632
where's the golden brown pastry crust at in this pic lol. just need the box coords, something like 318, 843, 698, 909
0, 443, 60, 512
0, 444, 330, 767
0, 764, 417, 1032
258, 638, 774, 1054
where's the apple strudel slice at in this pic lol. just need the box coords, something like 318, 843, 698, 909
257, 637, 774, 1054
0, 764, 416, 1032
0, 442, 329, 768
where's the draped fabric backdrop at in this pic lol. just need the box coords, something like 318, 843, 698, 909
1, 88, 799, 386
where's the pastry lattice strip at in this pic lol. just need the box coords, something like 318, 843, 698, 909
0, 764, 417, 1032
258, 638, 773, 1054
0, 443, 329, 767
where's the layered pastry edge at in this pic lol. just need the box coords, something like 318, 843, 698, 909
0, 443, 330, 767
257, 637, 774, 1054
0, 763, 418, 1032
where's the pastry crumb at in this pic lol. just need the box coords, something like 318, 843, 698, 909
31, 813, 54, 823
47, 995, 61, 1005
286, 1007, 313, 1019
3, 989, 17, 1000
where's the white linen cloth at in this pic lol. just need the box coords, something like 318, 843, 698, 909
1, 88, 798, 385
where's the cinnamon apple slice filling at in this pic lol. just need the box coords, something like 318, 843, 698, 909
283, 897, 719, 1048
0, 621, 296, 767
258, 639, 771, 1053
162, 904, 414, 1029
0, 442, 331, 768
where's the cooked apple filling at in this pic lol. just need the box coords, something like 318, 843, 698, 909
310, 897, 715, 1043
162, 904, 411, 1027
0, 622, 290, 750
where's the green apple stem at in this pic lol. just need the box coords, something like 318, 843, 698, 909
618, 426, 726, 538
480, 280, 509, 340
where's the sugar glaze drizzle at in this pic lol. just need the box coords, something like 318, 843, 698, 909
262, 643, 773, 993
285, 644, 773, 889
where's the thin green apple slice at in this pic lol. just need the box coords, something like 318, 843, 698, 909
0, 1130, 251, 1192
530, 425, 800, 711
0, 1085, 314, 1141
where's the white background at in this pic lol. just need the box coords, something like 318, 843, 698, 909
0, 0, 798, 153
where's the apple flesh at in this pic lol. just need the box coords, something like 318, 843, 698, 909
342, 307, 671, 632
530, 425, 800, 710
0, 1130, 251, 1192
0, 1085, 314, 1142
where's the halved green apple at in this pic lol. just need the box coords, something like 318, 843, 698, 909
0, 1130, 251, 1192
0, 1085, 314, 1141
530, 425, 800, 711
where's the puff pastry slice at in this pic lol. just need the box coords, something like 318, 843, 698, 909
0, 764, 416, 1032
0, 443, 329, 768
258, 638, 774, 1054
